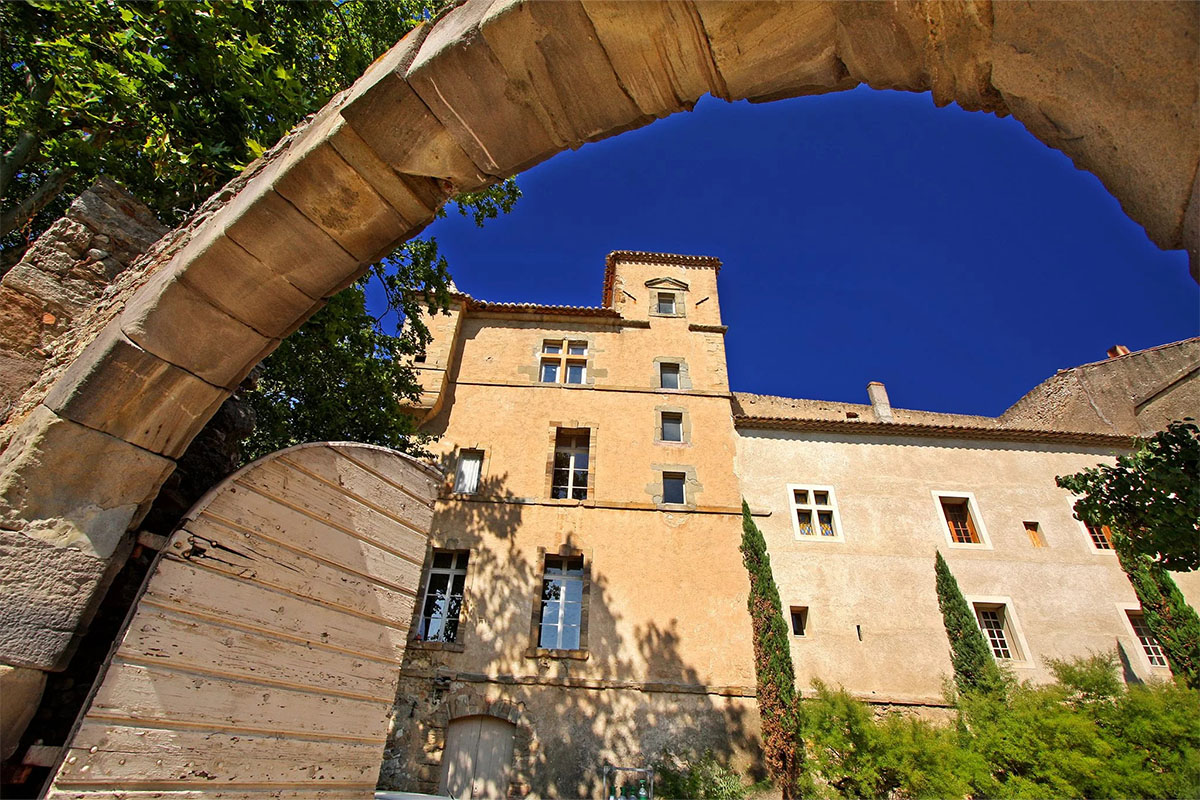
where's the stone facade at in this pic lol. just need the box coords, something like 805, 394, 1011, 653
385, 251, 1198, 798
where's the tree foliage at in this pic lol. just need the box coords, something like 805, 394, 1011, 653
3, 0, 522, 459
934, 551, 1006, 697
801, 654, 1200, 800
739, 502, 803, 799
1057, 420, 1200, 572
1115, 543, 1200, 690
1, 0, 429, 268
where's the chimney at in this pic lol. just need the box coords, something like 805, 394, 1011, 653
1106, 345, 1130, 359
867, 381, 894, 423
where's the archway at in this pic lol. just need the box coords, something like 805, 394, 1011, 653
1, 0, 1196, 738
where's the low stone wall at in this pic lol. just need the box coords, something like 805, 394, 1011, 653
0, 179, 165, 420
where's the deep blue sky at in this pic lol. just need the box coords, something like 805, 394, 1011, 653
384, 87, 1198, 418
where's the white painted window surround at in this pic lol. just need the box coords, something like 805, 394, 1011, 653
966, 594, 1033, 667
931, 490, 992, 550
787, 484, 844, 543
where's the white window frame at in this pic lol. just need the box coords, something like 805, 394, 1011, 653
659, 362, 681, 390
538, 555, 585, 651
655, 292, 677, 315
551, 431, 590, 500
418, 550, 470, 643
453, 449, 484, 494
1080, 519, 1117, 555
661, 471, 687, 505
787, 484, 845, 543
660, 411, 683, 443
965, 594, 1032, 667
1117, 603, 1171, 671
565, 361, 587, 385
540, 360, 559, 383
931, 490, 992, 549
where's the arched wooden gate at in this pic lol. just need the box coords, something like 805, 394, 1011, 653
44, 443, 440, 799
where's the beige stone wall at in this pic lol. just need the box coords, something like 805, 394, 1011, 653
393, 256, 758, 796
735, 428, 1193, 701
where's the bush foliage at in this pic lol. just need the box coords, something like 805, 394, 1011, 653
655, 752, 748, 800
800, 653, 1199, 800
933, 551, 1006, 697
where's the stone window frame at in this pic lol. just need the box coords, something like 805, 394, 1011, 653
931, 490, 993, 550
538, 337, 594, 386
525, 544, 592, 661
1117, 603, 1170, 671
965, 595, 1033, 668
1082, 521, 1117, 555
654, 357, 692, 391
646, 277, 689, 319
654, 405, 691, 447
544, 424, 597, 503
787, 484, 845, 543
408, 544, 475, 653
648, 463, 701, 509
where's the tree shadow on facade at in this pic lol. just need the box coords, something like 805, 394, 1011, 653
380, 468, 759, 798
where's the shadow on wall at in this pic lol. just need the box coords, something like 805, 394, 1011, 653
380, 460, 759, 798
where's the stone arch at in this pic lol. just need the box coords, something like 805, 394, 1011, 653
1, 0, 1197, 724
431, 686, 537, 798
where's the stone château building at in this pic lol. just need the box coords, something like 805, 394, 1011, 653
381, 250, 1198, 798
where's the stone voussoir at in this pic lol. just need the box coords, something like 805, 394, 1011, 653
478, 1, 653, 147
119, 259, 278, 390
695, 0, 855, 102
339, 22, 492, 192
0, 405, 174, 561
405, 0, 566, 178
43, 321, 228, 459
580, 0, 725, 117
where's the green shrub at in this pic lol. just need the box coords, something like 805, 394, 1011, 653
798, 654, 1200, 800
655, 751, 748, 800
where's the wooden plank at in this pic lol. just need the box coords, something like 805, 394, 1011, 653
54, 721, 384, 786
285, 443, 439, 512
144, 560, 412, 662
176, 514, 420, 616
190, 490, 424, 595
117, 606, 399, 702
48, 444, 435, 798
88, 661, 392, 740
237, 457, 432, 554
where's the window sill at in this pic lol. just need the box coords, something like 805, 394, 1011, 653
409, 640, 466, 653
524, 647, 589, 661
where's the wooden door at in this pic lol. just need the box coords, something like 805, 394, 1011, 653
439, 715, 516, 799
45, 443, 440, 800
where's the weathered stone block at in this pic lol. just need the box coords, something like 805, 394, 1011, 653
406, 0, 561, 177
827, 1, 930, 92
327, 118, 448, 233
339, 24, 491, 192
696, 0, 855, 102
0, 285, 46, 356
0, 528, 131, 671
991, 0, 1199, 250
120, 264, 276, 389
171, 219, 322, 339
217, 185, 361, 300
479, 1, 651, 144
0, 405, 174, 560
581, 0, 724, 116
273, 140, 408, 263
43, 322, 227, 458
0, 664, 47, 759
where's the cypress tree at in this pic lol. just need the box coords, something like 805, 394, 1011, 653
740, 501, 802, 798
1115, 539, 1200, 689
934, 551, 1005, 696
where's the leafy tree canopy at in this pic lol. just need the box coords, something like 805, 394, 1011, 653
3, 0, 522, 459
1057, 420, 1200, 572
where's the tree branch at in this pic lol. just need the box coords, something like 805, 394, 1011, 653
1, 70, 58, 198
1, 166, 75, 240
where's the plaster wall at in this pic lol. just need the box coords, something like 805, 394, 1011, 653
735, 429, 1191, 701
